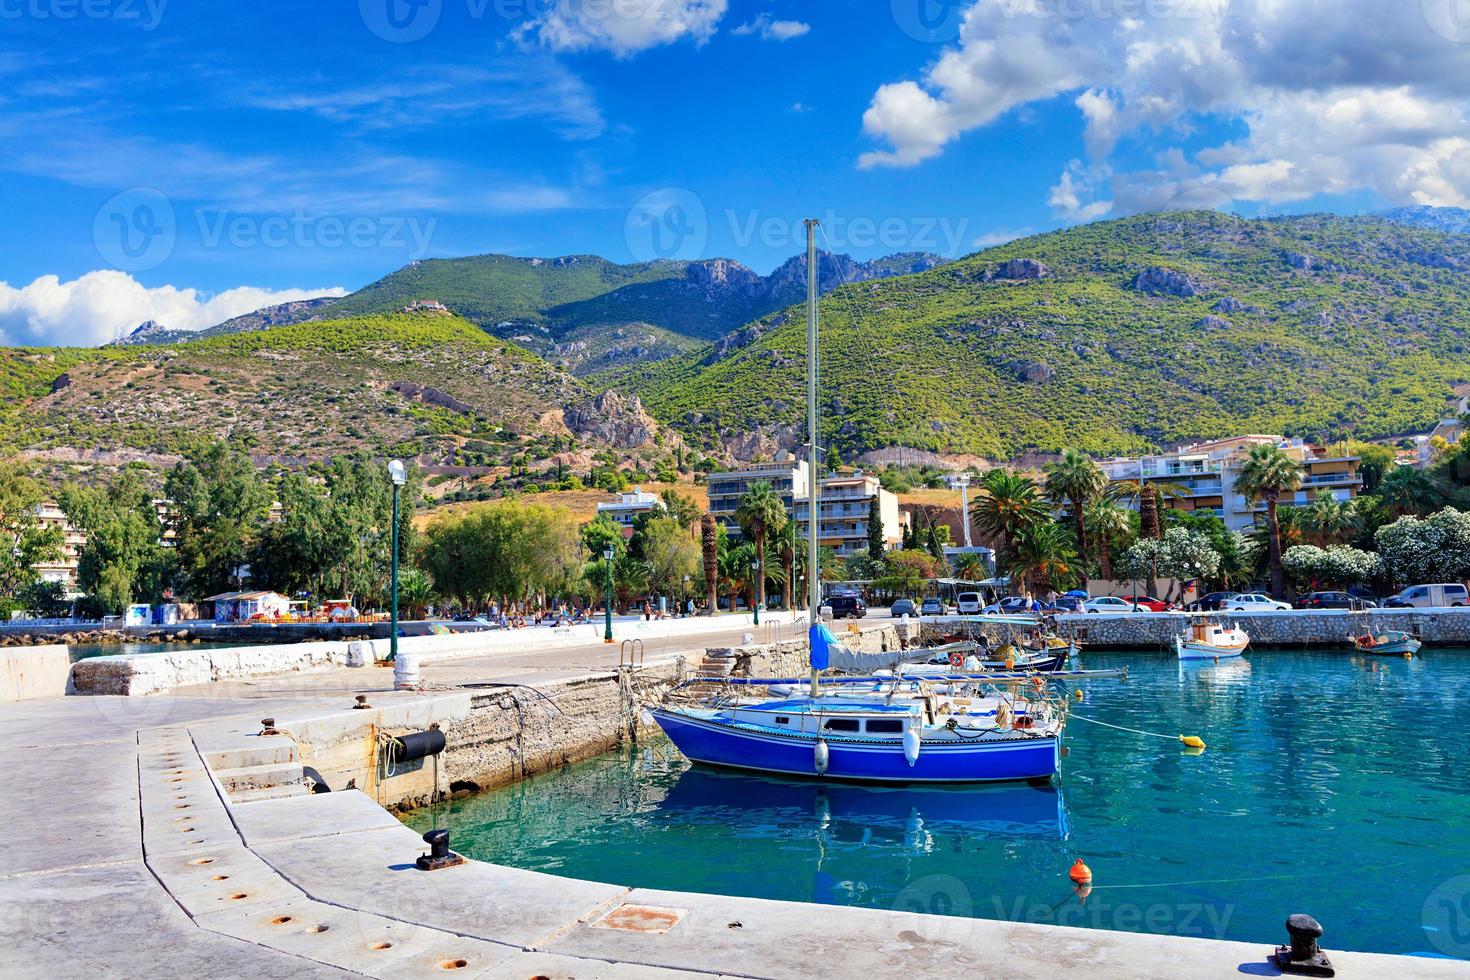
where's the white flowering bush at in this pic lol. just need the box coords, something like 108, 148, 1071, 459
1119, 527, 1221, 582
1282, 545, 1381, 587
1375, 508, 1470, 585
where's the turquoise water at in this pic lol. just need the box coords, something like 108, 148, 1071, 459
408, 650, 1470, 959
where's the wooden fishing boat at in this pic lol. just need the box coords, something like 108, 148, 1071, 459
1175, 614, 1249, 660
1351, 630, 1420, 656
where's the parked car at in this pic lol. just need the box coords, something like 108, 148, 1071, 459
824, 594, 867, 619
1298, 591, 1374, 610
1118, 594, 1171, 612
1082, 596, 1138, 613
890, 598, 918, 618
956, 592, 986, 614
1187, 591, 1237, 612
981, 596, 1030, 614
920, 597, 948, 616
1226, 593, 1292, 611
1382, 583, 1470, 608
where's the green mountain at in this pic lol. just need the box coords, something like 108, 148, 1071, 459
164, 251, 947, 375
614, 211, 1470, 461
4, 314, 673, 477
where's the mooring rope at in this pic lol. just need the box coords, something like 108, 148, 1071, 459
1069, 712, 1206, 748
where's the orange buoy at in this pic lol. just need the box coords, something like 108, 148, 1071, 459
1069, 858, 1093, 884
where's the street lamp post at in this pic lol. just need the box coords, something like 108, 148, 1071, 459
751, 559, 760, 626
603, 547, 615, 643
387, 459, 406, 663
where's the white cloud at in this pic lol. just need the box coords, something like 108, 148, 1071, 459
972, 228, 1031, 248
0, 271, 346, 348
733, 14, 810, 41
520, 0, 728, 58
859, 0, 1470, 217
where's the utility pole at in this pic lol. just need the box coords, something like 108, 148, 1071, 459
805, 218, 821, 699
951, 473, 973, 548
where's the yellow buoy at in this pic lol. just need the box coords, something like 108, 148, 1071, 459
1179, 735, 1206, 749
1074, 689, 1084, 701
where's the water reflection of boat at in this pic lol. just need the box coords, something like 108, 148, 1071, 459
1178, 657, 1253, 686
660, 765, 1069, 839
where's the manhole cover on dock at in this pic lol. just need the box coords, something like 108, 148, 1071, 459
589, 904, 687, 934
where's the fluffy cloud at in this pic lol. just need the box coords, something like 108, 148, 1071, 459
520, 0, 728, 58
0, 271, 346, 348
733, 14, 810, 41
859, 0, 1470, 216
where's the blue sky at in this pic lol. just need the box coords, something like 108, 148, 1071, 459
1, 0, 1465, 344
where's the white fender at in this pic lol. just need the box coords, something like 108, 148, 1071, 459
638, 708, 655, 727
814, 739, 830, 775
903, 729, 922, 767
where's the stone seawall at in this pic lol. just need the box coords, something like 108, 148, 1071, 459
435, 664, 682, 803
1050, 609, 1470, 649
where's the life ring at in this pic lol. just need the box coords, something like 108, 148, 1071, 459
948, 650, 965, 669
1030, 676, 1046, 691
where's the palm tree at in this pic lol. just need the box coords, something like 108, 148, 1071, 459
1009, 522, 1080, 596
1304, 490, 1360, 545
396, 567, 436, 619
717, 544, 754, 613
1044, 449, 1107, 572
970, 469, 1049, 567
1236, 444, 1303, 598
1084, 499, 1132, 580
735, 481, 787, 614
952, 551, 988, 583
1106, 479, 1189, 540
700, 514, 718, 614
1378, 465, 1438, 517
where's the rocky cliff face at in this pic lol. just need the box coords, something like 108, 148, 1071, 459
564, 390, 678, 450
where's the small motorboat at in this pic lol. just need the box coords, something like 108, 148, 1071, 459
1352, 630, 1420, 657
1175, 614, 1249, 660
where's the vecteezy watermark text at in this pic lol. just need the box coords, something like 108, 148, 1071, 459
194, 210, 436, 256
93, 188, 437, 272
0, 0, 168, 30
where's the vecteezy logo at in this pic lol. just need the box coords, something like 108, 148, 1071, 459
1424, 0, 1470, 42
625, 188, 707, 263
1423, 875, 1470, 958
891, 0, 967, 43
93, 188, 176, 272
359, 0, 442, 42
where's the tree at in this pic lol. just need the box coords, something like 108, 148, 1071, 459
1303, 490, 1361, 546
952, 551, 988, 582
659, 489, 700, 528
1084, 499, 1132, 580
421, 500, 581, 610
580, 514, 625, 560
1282, 545, 1381, 590
1236, 444, 1302, 599
396, 567, 436, 618
717, 542, 756, 611
1347, 441, 1396, 493
1107, 479, 1189, 541
735, 481, 787, 613
641, 516, 701, 599
1044, 449, 1107, 573
1378, 465, 1438, 518
874, 549, 940, 597
866, 495, 884, 560
1009, 522, 1080, 595
0, 463, 62, 602
1376, 507, 1470, 586
970, 469, 1049, 566
700, 514, 719, 613
60, 470, 172, 615
1118, 527, 1222, 602
164, 442, 272, 598
925, 521, 947, 564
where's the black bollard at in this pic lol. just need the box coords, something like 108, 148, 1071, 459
416, 828, 465, 871
1274, 913, 1334, 977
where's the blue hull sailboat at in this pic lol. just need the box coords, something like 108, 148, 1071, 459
651, 698, 1062, 783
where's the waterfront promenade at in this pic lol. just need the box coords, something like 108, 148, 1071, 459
7, 677, 1470, 979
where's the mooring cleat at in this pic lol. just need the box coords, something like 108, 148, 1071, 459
1274, 913, 1334, 977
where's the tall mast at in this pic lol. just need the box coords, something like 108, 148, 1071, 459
805, 217, 821, 698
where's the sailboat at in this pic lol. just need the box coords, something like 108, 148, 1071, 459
649, 220, 1068, 784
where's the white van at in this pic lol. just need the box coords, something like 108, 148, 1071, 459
955, 592, 984, 614
1384, 583, 1470, 608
